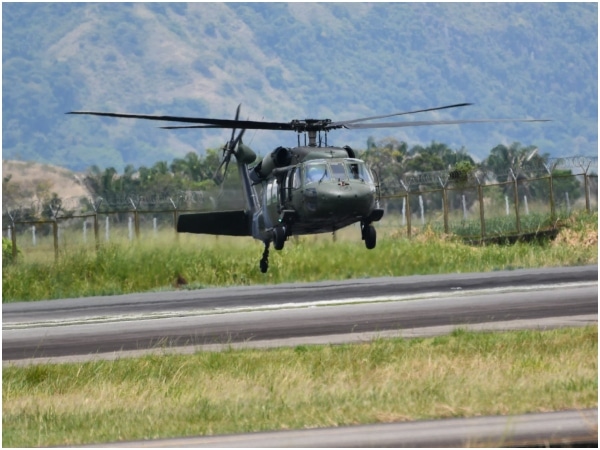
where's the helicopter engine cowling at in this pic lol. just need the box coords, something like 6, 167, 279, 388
235, 143, 257, 165
250, 146, 292, 183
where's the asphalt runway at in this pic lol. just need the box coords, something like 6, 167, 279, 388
3, 265, 597, 363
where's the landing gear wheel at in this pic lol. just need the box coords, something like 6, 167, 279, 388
363, 224, 376, 249
273, 226, 286, 251
260, 242, 270, 273
260, 258, 268, 273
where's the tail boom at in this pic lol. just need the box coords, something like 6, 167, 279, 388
177, 210, 252, 236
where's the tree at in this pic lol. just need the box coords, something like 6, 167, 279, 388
483, 142, 549, 198
360, 137, 408, 196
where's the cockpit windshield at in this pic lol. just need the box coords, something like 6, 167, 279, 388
305, 162, 329, 184
304, 160, 374, 185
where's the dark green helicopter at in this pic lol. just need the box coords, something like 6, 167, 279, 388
69, 103, 548, 272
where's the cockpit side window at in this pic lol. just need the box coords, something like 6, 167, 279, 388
347, 161, 374, 183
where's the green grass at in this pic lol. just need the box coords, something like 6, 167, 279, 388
2, 326, 597, 447
2, 211, 597, 302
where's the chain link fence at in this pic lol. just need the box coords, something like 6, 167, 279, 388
378, 156, 597, 239
3, 157, 597, 262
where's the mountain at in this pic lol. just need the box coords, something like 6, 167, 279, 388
2, 2, 597, 171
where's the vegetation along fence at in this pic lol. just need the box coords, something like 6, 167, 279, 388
2, 156, 597, 262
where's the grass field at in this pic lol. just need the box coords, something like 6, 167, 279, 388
2, 326, 597, 447
2, 211, 597, 302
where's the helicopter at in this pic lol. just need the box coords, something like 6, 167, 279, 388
69, 103, 548, 272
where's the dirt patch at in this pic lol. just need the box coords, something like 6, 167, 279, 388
2, 160, 91, 207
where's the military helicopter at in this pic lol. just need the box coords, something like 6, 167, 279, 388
69, 103, 548, 272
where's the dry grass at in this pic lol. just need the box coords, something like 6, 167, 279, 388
2, 327, 597, 447
553, 218, 598, 249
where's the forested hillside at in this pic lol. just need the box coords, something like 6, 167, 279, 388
2, 2, 597, 171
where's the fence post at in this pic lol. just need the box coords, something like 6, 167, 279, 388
129, 198, 140, 239
169, 197, 180, 241
92, 198, 103, 250
476, 175, 486, 241
543, 163, 556, 223
400, 181, 411, 238
49, 202, 61, 262
510, 169, 521, 234
584, 174, 591, 212
583, 164, 592, 213
438, 177, 449, 234
549, 175, 556, 221
7, 211, 18, 261
11, 225, 18, 260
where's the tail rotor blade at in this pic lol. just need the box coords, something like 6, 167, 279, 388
213, 105, 243, 185
232, 128, 246, 148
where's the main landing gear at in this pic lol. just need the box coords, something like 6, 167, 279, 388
260, 225, 288, 273
260, 241, 270, 273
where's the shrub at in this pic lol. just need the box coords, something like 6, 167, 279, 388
2, 237, 19, 265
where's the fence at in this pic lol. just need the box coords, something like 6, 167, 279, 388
378, 158, 597, 240
3, 157, 597, 262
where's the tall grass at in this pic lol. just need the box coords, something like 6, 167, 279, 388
2, 212, 597, 302
2, 326, 597, 447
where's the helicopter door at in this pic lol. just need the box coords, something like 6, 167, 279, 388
284, 167, 300, 202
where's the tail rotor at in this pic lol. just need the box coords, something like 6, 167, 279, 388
213, 104, 246, 185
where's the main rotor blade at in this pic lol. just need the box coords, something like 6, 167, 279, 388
68, 111, 294, 130
342, 118, 551, 130
328, 102, 473, 127
160, 125, 223, 129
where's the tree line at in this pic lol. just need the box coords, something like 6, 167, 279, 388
2, 139, 586, 226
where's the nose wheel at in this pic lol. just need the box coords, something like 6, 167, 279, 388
361, 222, 376, 249
273, 225, 287, 250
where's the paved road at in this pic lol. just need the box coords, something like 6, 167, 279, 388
3, 265, 597, 363
88, 409, 598, 448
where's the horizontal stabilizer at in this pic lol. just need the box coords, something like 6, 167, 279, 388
177, 210, 252, 236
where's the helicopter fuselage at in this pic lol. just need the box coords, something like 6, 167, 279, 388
255, 150, 381, 237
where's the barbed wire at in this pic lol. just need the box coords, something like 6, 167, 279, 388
547, 155, 598, 170
3, 157, 597, 217
2, 189, 245, 219
384, 156, 598, 192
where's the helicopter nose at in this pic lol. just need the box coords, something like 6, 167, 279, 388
337, 188, 375, 213
309, 184, 375, 216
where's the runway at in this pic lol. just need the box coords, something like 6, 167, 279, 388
3, 265, 597, 364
